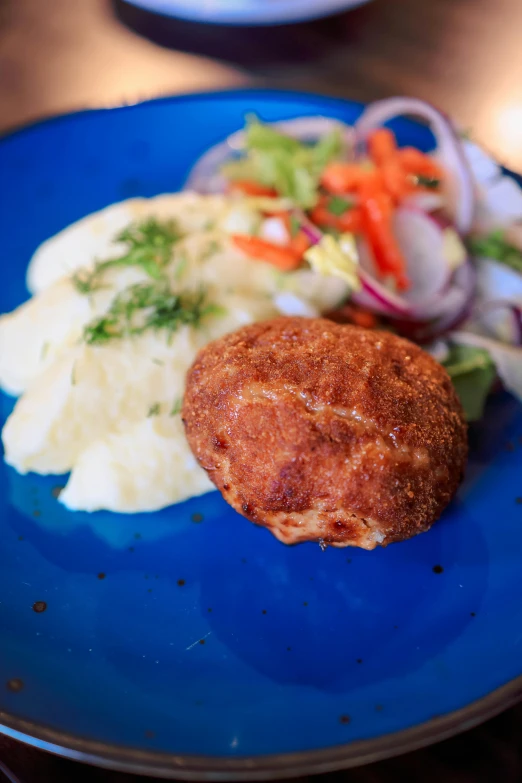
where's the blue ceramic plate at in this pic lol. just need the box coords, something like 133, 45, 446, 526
0, 91, 521, 780
123, 0, 372, 26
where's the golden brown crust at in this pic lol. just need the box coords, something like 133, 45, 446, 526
182, 317, 467, 549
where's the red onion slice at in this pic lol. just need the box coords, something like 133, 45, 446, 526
354, 97, 475, 234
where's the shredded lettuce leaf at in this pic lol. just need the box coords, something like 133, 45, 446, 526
443, 344, 496, 422
304, 234, 361, 290
222, 117, 343, 209
450, 331, 522, 407
468, 230, 522, 274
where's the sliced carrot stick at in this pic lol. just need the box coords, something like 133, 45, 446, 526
229, 180, 279, 197
368, 128, 398, 166
309, 200, 364, 233
380, 159, 414, 203
321, 162, 367, 194
397, 148, 444, 180
289, 231, 311, 256
231, 234, 302, 271
325, 303, 379, 329
360, 192, 410, 290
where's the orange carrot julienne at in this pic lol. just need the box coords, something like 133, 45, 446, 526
229, 180, 279, 197
289, 231, 311, 257
368, 128, 398, 166
397, 148, 444, 180
321, 162, 367, 194
380, 159, 416, 203
310, 199, 364, 233
231, 235, 302, 271
361, 192, 410, 291
326, 303, 379, 329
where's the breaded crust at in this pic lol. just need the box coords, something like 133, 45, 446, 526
182, 317, 467, 549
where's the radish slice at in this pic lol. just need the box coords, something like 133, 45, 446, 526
393, 260, 477, 343
299, 207, 474, 327
355, 97, 475, 234
403, 191, 445, 213
184, 117, 353, 194
353, 207, 462, 319
392, 208, 452, 302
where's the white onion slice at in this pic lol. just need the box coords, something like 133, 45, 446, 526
471, 258, 522, 344
355, 97, 475, 234
474, 300, 522, 346
184, 117, 353, 194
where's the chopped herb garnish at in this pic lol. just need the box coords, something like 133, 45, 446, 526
147, 402, 161, 417
40, 341, 49, 361
170, 398, 182, 416
83, 280, 220, 345
289, 215, 301, 238
174, 255, 188, 280
202, 240, 220, 261
151, 358, 164, 366
468, 230, 522, 274
73, 218, 180, 294
327, 196, 353, 216
412, 174, 440, 190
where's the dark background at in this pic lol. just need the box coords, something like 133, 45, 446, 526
1, 0, 521, 780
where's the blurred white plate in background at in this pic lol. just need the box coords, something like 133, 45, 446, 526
123, 0, 372, 26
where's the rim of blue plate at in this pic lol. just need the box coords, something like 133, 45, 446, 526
121, 0, 372, 27
1, 89, 521, 779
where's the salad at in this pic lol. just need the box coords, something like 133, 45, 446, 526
186, 97, 522, 422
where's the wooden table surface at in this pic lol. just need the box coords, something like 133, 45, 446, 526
1, 0, 522, 780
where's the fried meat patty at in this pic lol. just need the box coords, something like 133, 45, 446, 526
182, 317, 467, 549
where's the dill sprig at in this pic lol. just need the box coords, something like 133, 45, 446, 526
83, 280, 222, 345
73, 218, 180, 294
170, 398, 182, 416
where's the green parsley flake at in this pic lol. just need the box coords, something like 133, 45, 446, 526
147, 402, 161, 417
202, 240, 220, 261
73, 218, 180, 294
83, 280, 222, 346
174, 255, 188, 280
170, 398, 182, 416
468, 230, 522, 274
412, 174, 440, 190
327, 196, 353, 216
289, 215, 301, 238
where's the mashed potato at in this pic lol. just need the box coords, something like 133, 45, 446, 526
0, 193, 347, 513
